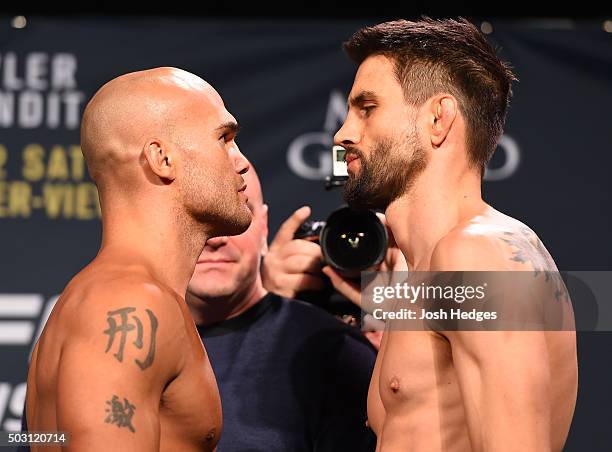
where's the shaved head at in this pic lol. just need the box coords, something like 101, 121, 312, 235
82, 67, 217, 184
81, 66, 252, 238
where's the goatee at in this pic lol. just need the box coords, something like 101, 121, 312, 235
343, 135, 427, 210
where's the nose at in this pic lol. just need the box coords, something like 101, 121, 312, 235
205, 236, 229, 249
333, 114, 361, 147
232, 146, 250, 176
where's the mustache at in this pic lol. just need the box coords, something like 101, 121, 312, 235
342, 145, 365, 160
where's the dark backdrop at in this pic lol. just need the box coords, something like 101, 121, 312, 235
0, 17, 610, 450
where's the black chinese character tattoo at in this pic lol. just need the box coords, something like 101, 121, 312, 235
103, 307, 158, 370
104, 395, 136, 433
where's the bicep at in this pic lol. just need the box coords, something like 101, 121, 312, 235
56, 336, 162, 451
449, 331, 551, 449
56, 295, 183, 451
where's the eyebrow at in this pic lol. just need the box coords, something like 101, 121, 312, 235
348, 90, 379, 108
215, 121, 240, 135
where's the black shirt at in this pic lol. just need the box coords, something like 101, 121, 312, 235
198, 292, 377, 452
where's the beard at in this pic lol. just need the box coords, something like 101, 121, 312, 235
343, 129, 427, 210
196, 191, 252, 238
181, 164, 252, 238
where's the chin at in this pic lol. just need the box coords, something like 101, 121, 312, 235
192, 266, 232, 286
236, 208, 253, 234
232, 209, 253, 235
222, 205, 252, 236
190, 281, 236, 300
207, 217, 247, 239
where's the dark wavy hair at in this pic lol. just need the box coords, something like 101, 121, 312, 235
343, 17, 517, 175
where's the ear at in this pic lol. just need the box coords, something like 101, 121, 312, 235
143, 139, 176, 181
260, 204, 269, 256
428, 95, 457, 148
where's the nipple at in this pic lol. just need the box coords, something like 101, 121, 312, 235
389, 377, 400, 393
205, 429, 216, 442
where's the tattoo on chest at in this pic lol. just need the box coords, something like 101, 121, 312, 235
499, 228, 567, 302
105, 394, 136, 433
103, 307, 158, 370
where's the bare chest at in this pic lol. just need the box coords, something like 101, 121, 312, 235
378, 331, 462, 411
159, 333, 222, 450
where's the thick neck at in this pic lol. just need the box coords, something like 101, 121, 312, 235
98, 193, 209, 297
385, 159, 487, 270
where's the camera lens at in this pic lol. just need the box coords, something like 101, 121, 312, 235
320, 207, 388, 275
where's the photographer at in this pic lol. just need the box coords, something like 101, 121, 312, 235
186, 165, 377, 451
262, 205, 408, 350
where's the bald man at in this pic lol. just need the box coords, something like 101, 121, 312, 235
22, 67, 251, 451
186, 165, 377, 451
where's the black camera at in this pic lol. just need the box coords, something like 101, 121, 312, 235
290, 146, 389, 318
300, 145, 388, 276
294, 207, 388, 278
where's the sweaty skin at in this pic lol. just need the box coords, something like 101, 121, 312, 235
25, 67, 252, 451
334, 55, 577, 452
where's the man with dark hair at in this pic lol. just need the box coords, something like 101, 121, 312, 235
325, 18, 578, 451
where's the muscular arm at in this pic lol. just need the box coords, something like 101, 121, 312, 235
56, 283, 185, 451
430, 235, 552, 452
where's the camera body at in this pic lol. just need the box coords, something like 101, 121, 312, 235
290, 145, 389, 317
294, 207, 388, 278
302, 146, 389, 277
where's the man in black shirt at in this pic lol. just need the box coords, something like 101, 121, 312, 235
186, 166, 377, 451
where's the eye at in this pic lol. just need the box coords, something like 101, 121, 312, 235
220, 129, 239, 143
361, 105, 375, 115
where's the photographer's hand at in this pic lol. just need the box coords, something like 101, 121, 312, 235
261, 206, 326, 298
321, 266, 390, 352
322, 214, 406, 351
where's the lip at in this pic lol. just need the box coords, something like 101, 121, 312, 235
238, 183, 247, 192
346, 154, 360, 172
345, 153, 359, 164
197, 259, 236, 264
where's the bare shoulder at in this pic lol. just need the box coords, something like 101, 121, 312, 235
58, 269, 188, 376
430, 211, 558, 272
79, 271, 181, 314
48, 270, 189, 447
